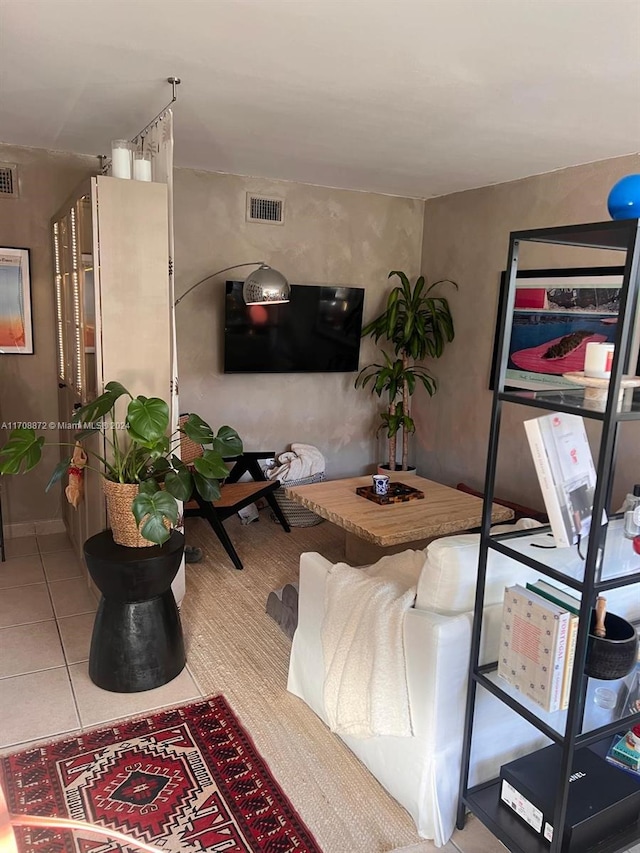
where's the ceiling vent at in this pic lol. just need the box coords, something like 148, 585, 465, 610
246, 193, 284, 225
0, 163, 19, 198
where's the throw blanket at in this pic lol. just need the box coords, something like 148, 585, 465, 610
267, 443, 325, 482
322, 550, 425, 738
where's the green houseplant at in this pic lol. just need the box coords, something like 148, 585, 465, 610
357, 271, 456, 471
355, 352, 430, 472
0, 381, 242, 546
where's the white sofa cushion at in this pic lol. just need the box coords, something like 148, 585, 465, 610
416, 518, 543, 614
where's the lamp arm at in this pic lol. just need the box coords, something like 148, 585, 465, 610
9, 813, 164, 853
174, 261, 266, 306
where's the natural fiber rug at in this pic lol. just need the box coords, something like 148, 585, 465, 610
1, 695, 322, 853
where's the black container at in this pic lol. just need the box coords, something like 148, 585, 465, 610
585, 610, 639, 680
84, 529, 186, 693
500, 743, 640, 851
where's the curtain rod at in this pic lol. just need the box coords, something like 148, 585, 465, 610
132, 76, 181, 142
100, 77, 181, 170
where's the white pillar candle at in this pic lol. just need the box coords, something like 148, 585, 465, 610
111, 140, 131, 179
133, 155, 152, 182
584, 342, 615, 379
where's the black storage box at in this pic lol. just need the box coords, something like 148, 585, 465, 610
500, 743, 640, 851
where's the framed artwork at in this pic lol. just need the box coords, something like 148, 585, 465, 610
0, 247, 33, 354
490, 266, 630, 391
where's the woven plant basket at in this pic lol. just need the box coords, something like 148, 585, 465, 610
272, 472, 325, 527
103, 480, 156, 548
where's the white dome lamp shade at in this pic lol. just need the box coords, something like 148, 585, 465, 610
242, 264, 290, 305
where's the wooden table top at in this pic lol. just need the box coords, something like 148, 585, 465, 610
284, 474, 514, 546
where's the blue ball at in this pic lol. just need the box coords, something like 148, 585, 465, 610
607, 175, 640, 220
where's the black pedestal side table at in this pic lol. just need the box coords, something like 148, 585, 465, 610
84, 529, 186, 693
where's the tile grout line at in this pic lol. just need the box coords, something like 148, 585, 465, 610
38, 545, 85, 732
0, 663, 68, 682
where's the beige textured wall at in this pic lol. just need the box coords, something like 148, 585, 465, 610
0, 144, 97, 524
418, 153, 640, 511
174, 170, 424, 477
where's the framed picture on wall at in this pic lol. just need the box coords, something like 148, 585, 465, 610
489, 266, 632, 391
0, 247, 33, 354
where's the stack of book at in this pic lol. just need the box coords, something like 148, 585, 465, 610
498, 579, 580, 713
606, 730, 640, 776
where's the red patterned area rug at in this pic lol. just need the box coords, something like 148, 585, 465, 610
1, 695, 322, 853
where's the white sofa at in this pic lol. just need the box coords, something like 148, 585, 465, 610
287, 525, 640, 847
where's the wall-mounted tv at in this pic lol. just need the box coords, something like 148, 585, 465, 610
224, 282, 365, 373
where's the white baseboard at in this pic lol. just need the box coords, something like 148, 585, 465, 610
3, 519, 66, 538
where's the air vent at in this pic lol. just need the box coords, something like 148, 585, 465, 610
0, 164, 18, 198
246, 194, 284, 225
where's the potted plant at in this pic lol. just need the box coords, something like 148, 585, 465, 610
357, 271, 456, 471
0, 381, 242, 546
355, 352, 426, 472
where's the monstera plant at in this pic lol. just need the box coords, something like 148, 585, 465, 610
0, 381, 242, 545
357, 271, 456, 471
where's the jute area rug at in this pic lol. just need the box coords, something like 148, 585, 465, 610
1, 695, 322, 853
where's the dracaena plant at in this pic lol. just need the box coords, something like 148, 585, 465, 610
0, 381, 242, 545
355, 352, 434, 471
357, 271, 456, 471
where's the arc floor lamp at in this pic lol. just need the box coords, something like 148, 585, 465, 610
174, 261, 290, 307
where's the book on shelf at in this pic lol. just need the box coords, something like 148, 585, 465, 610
524, 412, 604, 548
526, 579, 580, 710
560, 613, 579, 711
526, 578, 580, 615
498, 584, 571, 713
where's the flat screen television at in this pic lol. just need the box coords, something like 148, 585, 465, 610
224, 282, 365, 373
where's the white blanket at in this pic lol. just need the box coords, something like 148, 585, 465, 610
321, 550, 426, 738
267, 443, 325, 482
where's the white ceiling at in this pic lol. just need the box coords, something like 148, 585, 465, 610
1, 0, 639, 199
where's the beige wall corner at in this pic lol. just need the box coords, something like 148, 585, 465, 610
417, 153, 640, 510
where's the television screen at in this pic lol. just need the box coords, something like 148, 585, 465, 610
224, 282, 365, 373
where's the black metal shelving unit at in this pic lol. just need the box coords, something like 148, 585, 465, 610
457, 219, 640, 853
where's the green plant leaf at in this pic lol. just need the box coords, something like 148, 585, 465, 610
193, 450, 230, 480
45, 457, 72, 491
137, 478, 160, 495
138, 516, 170, 545
127, 397, 169, 442
164, 466, 193, 501
181, 414, 214, 445
72, 385, 127, 425
212, 426, 243, 458
0, 429, 45, 474
193, 470, 221, 502
132, 490, 178, 546
128, 430, 170, 456
148, 456, 171, 476
104, 381, 131, 397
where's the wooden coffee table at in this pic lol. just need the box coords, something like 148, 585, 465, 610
284, 474, 514, 564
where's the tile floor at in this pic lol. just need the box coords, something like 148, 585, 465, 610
0, 532, 202, 755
